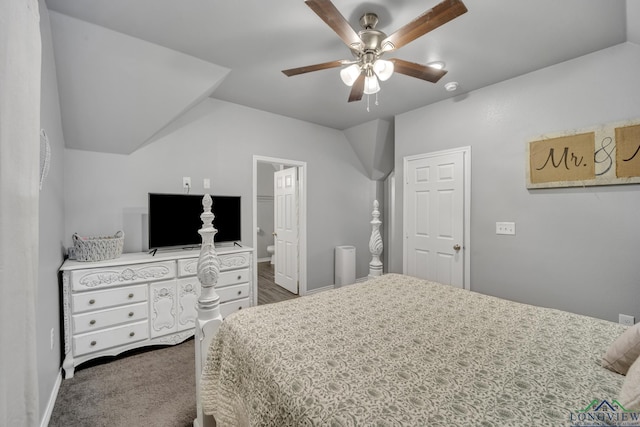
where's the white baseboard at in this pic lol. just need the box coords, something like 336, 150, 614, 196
257, 257, 270, 263
333, 277, 368, 289
40, 369, 62, 427
304, 284, 335, 296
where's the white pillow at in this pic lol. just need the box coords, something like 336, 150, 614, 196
620, 356, 640, 410
602, 323, 640, 375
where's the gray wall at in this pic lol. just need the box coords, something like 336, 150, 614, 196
393, 42, 640, 323
64, 98, 376, 288
38, 0, 66, 422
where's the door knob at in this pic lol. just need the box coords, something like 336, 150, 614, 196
453, 244, 461, 251
272, 232, 277, 237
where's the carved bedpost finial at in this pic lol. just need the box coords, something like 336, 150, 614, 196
197, 194, 221, 318
368, 199, 383, 278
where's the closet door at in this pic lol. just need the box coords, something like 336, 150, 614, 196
404, 148, 469, 288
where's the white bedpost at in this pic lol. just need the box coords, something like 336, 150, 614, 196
368, 199, 383, 278
194, 194, 222, 427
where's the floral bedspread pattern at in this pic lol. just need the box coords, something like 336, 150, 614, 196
200, 274, 625, 426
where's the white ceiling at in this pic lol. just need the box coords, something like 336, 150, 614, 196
45, 0, 633, 153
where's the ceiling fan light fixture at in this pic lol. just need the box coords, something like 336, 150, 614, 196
427, 61, 446, 70
340, 64, 361, 87
363, 75, 380, 95
282, 0, 468, 106
373, 59, 394, 81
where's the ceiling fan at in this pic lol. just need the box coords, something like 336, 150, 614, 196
282, 0, 468, 104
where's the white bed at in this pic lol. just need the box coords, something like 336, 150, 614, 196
191, 194, 634, 427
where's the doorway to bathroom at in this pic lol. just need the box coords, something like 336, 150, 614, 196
252, 156, 307, 306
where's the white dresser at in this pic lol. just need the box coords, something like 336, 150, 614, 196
59, 246, 253, 378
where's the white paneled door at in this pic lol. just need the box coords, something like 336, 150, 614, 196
274, 167, 299, 294
404, 148, 469, 288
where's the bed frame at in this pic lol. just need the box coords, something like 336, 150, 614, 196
193, 195, 383, 427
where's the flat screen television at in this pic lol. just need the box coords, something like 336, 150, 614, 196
148, 193, 241, 250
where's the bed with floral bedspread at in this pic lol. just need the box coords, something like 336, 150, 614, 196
200, 273, 625, 427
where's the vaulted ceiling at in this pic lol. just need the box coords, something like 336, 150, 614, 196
45, 0, 638, 156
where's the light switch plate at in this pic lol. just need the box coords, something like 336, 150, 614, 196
496, 222, 516, 235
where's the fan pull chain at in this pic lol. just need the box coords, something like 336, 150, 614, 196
365, 93, 380, 112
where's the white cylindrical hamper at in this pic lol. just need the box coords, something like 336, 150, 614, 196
335, 245, 356, 286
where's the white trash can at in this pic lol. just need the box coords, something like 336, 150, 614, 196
335, 245, 356, 286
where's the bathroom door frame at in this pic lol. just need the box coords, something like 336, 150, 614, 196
253, 155, 307, 303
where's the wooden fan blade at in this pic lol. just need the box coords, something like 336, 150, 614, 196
282, 60, 345, 77
348, 73, 365, 102
381, 0, 467, 52
305, 0, 362, 50
392, 58, 448, 83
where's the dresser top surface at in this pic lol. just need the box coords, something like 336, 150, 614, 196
60, 245, 253, 271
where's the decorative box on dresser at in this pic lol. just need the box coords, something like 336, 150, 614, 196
59, 246, 253, 378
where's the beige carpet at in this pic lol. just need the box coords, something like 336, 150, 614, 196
49, 339, 195, 427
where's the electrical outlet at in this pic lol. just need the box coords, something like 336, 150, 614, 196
50, 328, 55, 350
619, 314, 635, 326
203, 178, 210, 189
496, 222, 516, 235
182, 176, 191, 189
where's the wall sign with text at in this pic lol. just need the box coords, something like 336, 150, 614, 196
527, 119, 640, 188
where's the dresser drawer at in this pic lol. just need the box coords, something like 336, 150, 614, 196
219, 252, 250, 271
73, 321, 148, 356
72, 302, 147, 334
177, 258, 198, 277
218, 269, 250, 287
220, 297, 250, 319
217, 283, 250, 303
72, 284, 147, 313
70, 261, 176, 291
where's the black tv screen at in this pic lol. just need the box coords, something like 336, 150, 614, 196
148, 193, 241, 249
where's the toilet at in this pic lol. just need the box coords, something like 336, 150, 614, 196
267, 245, 275, 265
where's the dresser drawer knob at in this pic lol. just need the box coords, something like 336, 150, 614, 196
128, 293, 134, 298
238, 306, 242, 310
237, 275, 242, 280
89, 299, 95, 305
90, 340, 97, 346
129, 332, 135, 337
89, 320, 96, 325
128, 312, 134, 317
237, 290, 242, 295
